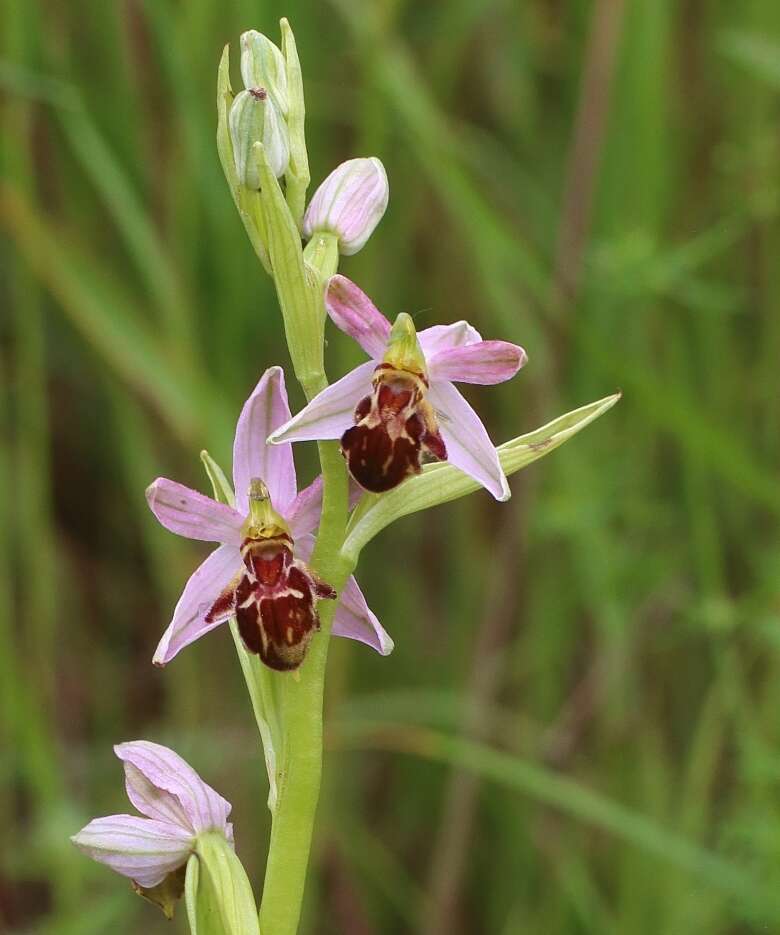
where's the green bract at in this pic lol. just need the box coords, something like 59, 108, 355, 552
186, 834, 261, 935
201, 452, 284, 814
216, 46, 270, 273
251, 141, 324, 390
341, 393, 621, 563
280, 18, 310, 225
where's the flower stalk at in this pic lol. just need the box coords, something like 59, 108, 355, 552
256, 204, 352, 935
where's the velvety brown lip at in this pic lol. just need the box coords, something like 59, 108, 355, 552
341, 365, 447, 494
206, 534, 336, 671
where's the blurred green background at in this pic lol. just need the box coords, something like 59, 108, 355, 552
2, 0, 780, 932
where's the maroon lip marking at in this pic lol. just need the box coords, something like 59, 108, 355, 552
340, 363, 447, 493
205, 533, 336, 671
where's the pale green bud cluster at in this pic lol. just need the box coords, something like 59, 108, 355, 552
228, 30, 291, 184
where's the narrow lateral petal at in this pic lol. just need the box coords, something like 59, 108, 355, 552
233, 367, 297, 515
292, 532, 315, 563
325, 275, 390, 358
115, 741, 232, 836
146, 479, 244, 546
428, 341, 527, 385
153, 544, 242, 666
332, 575, 394, 655
119, 762, 190, 830
71, 815, 192, 889
268, 360, 376, 444
286, 476, 361, 540
286, 476, 323, 538
418, 321, 482, 356
293, 536, 391, 654
427, 380, 510, 501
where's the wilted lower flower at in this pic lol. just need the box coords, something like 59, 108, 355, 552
71, 741, 233, 904
229, 87, 289, 185
269, 276, 527, 500
146, 366, 392, 670
302, 157, 389, 256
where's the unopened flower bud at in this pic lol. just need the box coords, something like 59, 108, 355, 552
229, 88, 290, 186
240, 30, 289, 116
302, 157, 389, 256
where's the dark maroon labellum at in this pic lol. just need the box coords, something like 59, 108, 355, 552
340, 363, 447, 493
205, 533, 336, 671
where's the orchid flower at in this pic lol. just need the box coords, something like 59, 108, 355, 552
146, 366, 392, 670
269, 275, 527, 500
71, 741, 233, 891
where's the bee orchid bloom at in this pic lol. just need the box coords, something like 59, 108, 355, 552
146, 367, 392, 670
71, 741, 233, 890
269, 276, 527, 500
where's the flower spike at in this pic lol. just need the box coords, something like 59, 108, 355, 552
269, 276, 527, 500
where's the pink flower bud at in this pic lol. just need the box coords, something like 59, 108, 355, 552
302, 157, 388, 256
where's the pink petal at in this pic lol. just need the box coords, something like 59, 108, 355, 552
303, 158, 389, 256
333, 575, 394, 655
115, 741, 232, 837
427, 380, 510, 501
286, 475, 364, 539
268, 360, 377, 444
286, 476, 323, 538
428, 341, 527, 385
418, 321, 482, 356
324, 275, 390, 358
294, 536, 392, 655
153, 544, 242, 666
71, 815, 192, 888
293, 532, 316, 563
146, 478, 244, 545
233, 367, 297, 516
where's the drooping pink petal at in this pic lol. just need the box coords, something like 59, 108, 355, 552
268, 360, 377, 444
233, 366, 297, 516
71, 815, 193, 889
153, 544, 242, 666
428, 341, 527, 385
286, 476, 323, 538
427, 380, 510, 501
115, 741, 232, 837
324, 275, 391, 359
146, 478, 244, 545
418, 321, 483, 356
332, 575, 394, 655
294, 535, 391, 654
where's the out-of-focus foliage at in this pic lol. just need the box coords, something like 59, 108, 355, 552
2, 1, 779, 933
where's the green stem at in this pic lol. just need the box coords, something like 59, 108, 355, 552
257, 455, 352, 935
257, 234, 348, 935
